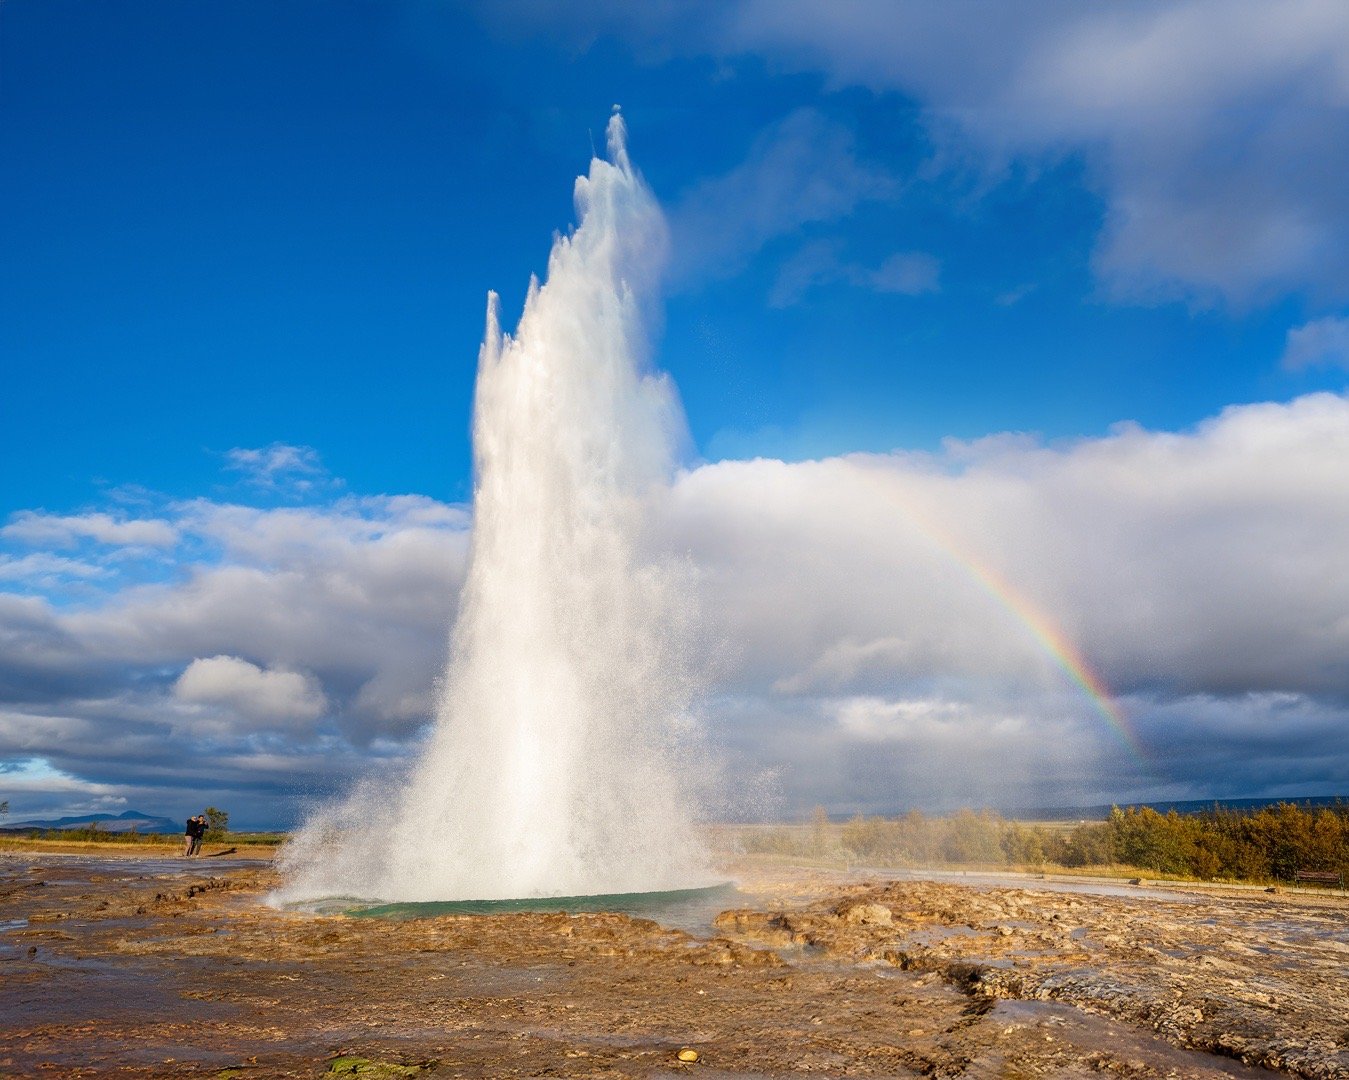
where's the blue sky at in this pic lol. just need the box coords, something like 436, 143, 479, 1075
3, 1, 1349, 827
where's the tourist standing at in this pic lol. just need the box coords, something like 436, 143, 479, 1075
188, 814, 206, 856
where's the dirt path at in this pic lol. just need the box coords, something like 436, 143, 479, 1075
1, 852, 1345, 1078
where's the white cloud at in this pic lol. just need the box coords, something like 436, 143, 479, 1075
174, 655, 327, 726
738, 0, 1349, 304
870, 251, 940, 295
665, 391, 1349, 808
1282, 315, 1349, 370
834, 695, 980, 742
523, 0, 1349, 305
769, 240, 939, 307
224, 442, 336, 494
0, 553, 107, 583
0, 753, 128, 817
669, 108, 897, 287
0, 491, 470, 823
2, 511, 178, 549
3, 392, 1349, 819
675, 392, 1349, 702
774, 636, 917, 694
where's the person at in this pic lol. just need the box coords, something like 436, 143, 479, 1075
182, 815, 198, 857
188, 814, 207, 856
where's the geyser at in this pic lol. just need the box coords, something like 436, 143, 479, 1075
277, 113, 711, 904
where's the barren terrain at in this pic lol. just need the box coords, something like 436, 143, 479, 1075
1, 849, 1346, 1078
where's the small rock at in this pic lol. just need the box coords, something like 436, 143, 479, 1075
676, 1047, 700, 1063
838, 902, 893, 927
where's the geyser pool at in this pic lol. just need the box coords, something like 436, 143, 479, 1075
275, 112, 713, 906
316, 883, 739, 935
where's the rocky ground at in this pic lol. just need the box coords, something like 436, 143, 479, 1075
1, 851, 1346, 1078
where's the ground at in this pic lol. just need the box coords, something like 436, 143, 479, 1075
1, 846, 1346, 1078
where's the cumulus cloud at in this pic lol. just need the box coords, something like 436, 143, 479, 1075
0, 492, 470, 825
1282, 315, 1349, 370
665, 391, 1349, 809
174, 655, 328, 726
1, 511, 178, 549
675, 392, 1349, 699
3, 392, 1349, 821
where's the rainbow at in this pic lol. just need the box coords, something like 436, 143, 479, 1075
944, 541, 1149, 764
857, 466, 1150, 764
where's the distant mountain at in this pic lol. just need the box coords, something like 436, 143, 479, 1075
2, 809, 179, 834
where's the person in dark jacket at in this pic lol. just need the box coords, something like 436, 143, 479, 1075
184, 814, 206, 856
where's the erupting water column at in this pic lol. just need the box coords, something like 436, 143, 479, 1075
278, 112, 711, 903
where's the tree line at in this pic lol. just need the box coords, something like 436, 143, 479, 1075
740, 802, 1348, 883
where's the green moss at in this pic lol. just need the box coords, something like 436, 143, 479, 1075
327, 1056, 432, 1077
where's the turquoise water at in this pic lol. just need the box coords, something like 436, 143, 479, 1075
340, 881, 739, 933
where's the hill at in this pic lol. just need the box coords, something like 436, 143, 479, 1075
1, 809, 179, 834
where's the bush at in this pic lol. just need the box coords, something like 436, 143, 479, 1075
829, 801, 1348, 884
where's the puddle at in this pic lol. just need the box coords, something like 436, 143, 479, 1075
2, 853, 270, 876
887, 868, 1202, 901
897, 924, 978, 948
0, 947, 214, 1023
1244, 915, 1349, 947
991, 998, 1270, 1077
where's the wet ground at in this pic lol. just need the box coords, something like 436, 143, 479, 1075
1, 851, 1346, 1078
